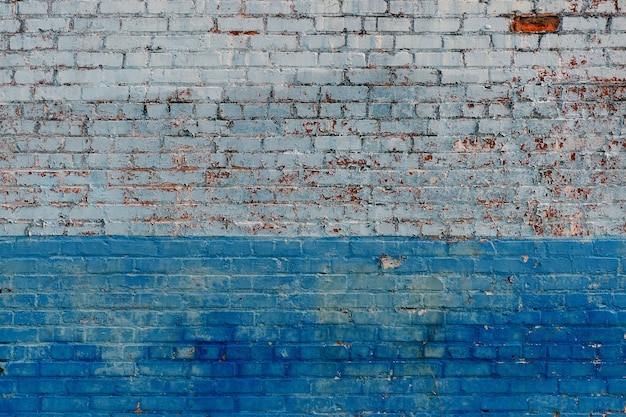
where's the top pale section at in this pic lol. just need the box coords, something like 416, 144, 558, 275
0, 0, 625, 237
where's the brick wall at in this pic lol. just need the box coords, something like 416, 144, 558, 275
1, 0, 624, 237
1, 0, 626, 415
1, 237, 626, 416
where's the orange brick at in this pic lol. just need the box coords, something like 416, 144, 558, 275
511, 14, 560, 33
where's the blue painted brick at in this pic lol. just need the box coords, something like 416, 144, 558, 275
49, 343, 74, 360
593, 239, 626, 256
238, 396, 286, 412
190, 362, 236, 377
3, 236, 626, 416
59, 238, 112, 256
65, 379, 122, 395
204, 238, 254, 257
430, 257, 475, 274
138, 396, 187, 411
1, 397, 41, 412
481, 395, 528, 411
547, 361, 595, 377
40, 362, 89, 377
254, 239, 303, 256
4, 362, 38, 377
89, 396, 140, 411
448, 240, 496, 256
41, 397, 90, 412
17, 378, 65, 394
187, 396, 235, 412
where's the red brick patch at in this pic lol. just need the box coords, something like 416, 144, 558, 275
511, 14, 560, 33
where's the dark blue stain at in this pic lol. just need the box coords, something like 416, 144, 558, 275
0, 236, 624, 415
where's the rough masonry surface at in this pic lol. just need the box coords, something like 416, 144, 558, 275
0, 0, 625, 237
2, 1, 626, 416
0, 237, 625, 416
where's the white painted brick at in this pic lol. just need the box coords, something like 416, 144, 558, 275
201, 0, 243, 14
315, 17, 362, 32
441, 68, 488, 84
540, 34, 589, 50
614, 17, 626, 32
389, 1, 438, 15
0, 53, 26, 67
293, 0, 342, 14
244, 1, 292, 15
491, 34, 539, 51
273, 86, 321, 102
34, 86, 82, 101
464, 51, 512, 67
16, 1, 49, 15
13, 69, 54, 85
207, 33, 249, 50
250, 35, 299, 50
592, 34, 626, 48
342, 0, 387, 15
0, 20, 21, 33
414, 52, 463, 67
146, 0, 195, 14
267, 18, 315, 33
438, 0, 485, 15
270, 52, 318, 67
296, 69, 343, 85
51, 0, 99, 15
0, 69, 11, 84
378, 17, 412, 32
121, 18, 168, 32
74, 18, 122, 32
487, 0, 533, 14
346, 35, 394, 50
462, 17, 510, 33
562, 17, 607, 32
169, 17, 215, 32
514, 51, 561, 68
149, 52, 174, 67
301, 35, 346, 50
368, 52, 413, 67
346, 69, 390, 85
24, 18, 71, 32
99, 0, 145, 14
30, 50, 76, 66
58, 35, 104, 51
124, 52, 150, 67
444, 35, 490, 50
173, 52, 225, 67
9, 35, 55, 50
105, 35, 151, 50
82, 86, 130, 101
395, 68, 439, 84
217, 17, 264, 32
246, 68, 296, 84
0, 86, 32, 101
152, 35, 209, 51
414, 18, 461, 33
396, 35, 442, 50
76, 52, 123, 68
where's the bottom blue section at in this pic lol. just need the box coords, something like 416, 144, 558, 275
0, 237, 625, 416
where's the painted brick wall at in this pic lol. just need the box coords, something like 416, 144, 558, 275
1, 237, 625, 416
1, 1, 626, 416
0, 0, 624, 237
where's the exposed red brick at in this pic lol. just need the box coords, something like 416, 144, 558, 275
511, 14, 560, 33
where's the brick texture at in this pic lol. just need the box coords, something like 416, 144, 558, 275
0, 0, 624, 237
1, 237, 625, 415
